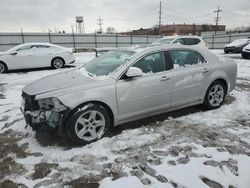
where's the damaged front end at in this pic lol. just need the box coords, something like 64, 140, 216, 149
21, 92, 69, 132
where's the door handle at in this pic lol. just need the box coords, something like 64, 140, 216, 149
202, 68, 209, 73
160, 76, 170, 81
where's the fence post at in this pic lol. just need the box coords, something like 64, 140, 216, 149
21, 29, 25, 43
211, 35, 215, 49
115, 34, 118, 48
72, 31, 76, 49
48, 32, 51, 43
130, 35, 133, 45
94, 33, 97, 48
229, 31, 232, 44
146, 35, 149, 44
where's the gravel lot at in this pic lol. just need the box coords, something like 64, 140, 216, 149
0, 50, 250, 188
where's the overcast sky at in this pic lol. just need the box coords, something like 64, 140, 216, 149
0, 0, 249, 33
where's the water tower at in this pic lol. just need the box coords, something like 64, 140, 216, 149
76, 16, 85, 34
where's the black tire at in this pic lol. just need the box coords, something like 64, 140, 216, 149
65, 103, 111, 145
203, 80, 226, 110
241, 52, 250, 59
51, 57, 65, 69
0, 61, 8, 73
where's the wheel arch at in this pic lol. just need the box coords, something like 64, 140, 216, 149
62, 100, 114, 130
202, 77, 228, 102
213, 78, 228, 92
0, 60, 8, 72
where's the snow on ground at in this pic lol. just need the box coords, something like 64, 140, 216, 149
0, 50, 250, 188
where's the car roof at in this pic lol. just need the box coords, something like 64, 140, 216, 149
161, 35, 202, 39
107, 44, 209, 56
21, 42, 55, 46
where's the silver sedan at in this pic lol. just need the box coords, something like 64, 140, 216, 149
21, 45, 237, 144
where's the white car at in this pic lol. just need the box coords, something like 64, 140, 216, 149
224, 39, 250, 53
241, 43, 250, 59
153, 35, 208, 48
0, 43, 75, 73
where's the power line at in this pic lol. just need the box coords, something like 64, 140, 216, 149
214, 6, 222, 35
158, 1, 162, 35
97, 16, 103, 33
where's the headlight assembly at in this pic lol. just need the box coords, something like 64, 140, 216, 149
38, 97, 66, 112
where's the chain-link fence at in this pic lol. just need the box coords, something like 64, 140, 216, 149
0, 32, 161, 51
202, 32, 250, 49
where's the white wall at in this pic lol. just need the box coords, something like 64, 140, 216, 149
202, 32, 250, 49
0, 32, 161, 51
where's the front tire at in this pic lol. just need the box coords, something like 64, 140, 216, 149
241, 52, 250, 59
66, 103, 111, 145
203, 81, 226, 110
0, 62, 7, 73
51, 57, 64, 69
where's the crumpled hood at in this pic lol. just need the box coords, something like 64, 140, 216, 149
23, 68, 113, 97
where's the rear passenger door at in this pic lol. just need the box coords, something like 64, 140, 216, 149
32, 45, 52, 67
168, 49, 209, 107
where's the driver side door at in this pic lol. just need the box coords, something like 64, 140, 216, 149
116, 51, 172, 121
7, 45, 35, 69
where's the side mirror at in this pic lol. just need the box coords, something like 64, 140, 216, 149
9, 51, 17, 55
126, 67, 143, 78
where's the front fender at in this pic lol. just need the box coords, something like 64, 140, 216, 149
56, 84, 118, 121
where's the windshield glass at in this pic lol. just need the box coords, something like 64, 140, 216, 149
153, 38, 176, 44
83, 50, 134, 76
8, 44, 27, 52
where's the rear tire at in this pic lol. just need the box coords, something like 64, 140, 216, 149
0, 62, 7, 73
66, 103, 111, 145
203, 81, 226, 110
51, 57, 64, 69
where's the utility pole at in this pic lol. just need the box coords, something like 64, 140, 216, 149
214, 6, 222, 35
158, 1, 162, 35
97, 16, 103, 34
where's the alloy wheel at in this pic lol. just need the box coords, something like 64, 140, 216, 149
0, 63, 6, 73
53, 59, 64, 68
75, 110, 106, 141
208, 84, 224, 107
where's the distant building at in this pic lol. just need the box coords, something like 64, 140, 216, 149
122, 24, 226, 36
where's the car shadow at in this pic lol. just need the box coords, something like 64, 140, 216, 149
35, 95, 235, 149
6, 65, 75, 74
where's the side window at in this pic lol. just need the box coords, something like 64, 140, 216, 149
168, 50, 206, 69
183, 38, 194, 45
133, 51, 166, 74
173, 38, 184, 45
184, 38, 201, 45
35, 45, 50, 48
193, 38, 201, 45
16, 45, 32, 51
